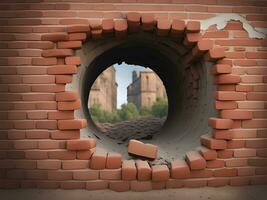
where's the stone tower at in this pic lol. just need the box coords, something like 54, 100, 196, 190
88, 66, 117, 112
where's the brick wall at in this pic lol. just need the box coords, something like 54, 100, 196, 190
0, 0, 266, 191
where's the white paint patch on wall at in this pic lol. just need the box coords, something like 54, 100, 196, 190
200, 13, 266, 39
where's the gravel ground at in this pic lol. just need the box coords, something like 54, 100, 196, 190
0, 186, 266, 200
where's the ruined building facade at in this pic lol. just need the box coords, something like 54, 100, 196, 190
127, 71, 167, 108
88, 66, 117, 113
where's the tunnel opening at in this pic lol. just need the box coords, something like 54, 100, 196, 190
72, 33, 216, 162
87, 64, 168, 144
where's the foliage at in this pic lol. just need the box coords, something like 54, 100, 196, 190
89, 98, 168, 123
151, 97, 168, 118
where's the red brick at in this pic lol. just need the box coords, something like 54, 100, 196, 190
171, 160, 190, 179
246, 139, 267, 148
61, 181, 85, 189
25, 170, 48, 180
238, 167, 255, 176
246, 52, 267, 59
48, 171, 72, 181
36, 120, 57, 130
0, 75, 22, 84
62, 160, 89, 170
208, 178, 229, 187
56, 75, 72, 83
242, 120, 267, 128
130, 181, 152, 192
109, 181, 130, 192
247, 92, 267, 101
234, 149, 257, 158
14, 140, 37, 150
65, 56, 81, 65
205, 47, 226, 61
216, 74, 241, 84
220, 110, 253, 120
36, 102, 57, 110
114, 19, 127, 38
190, 169, 213, 178
186, 21, 200, 33
257, 149, 267, 157
226, 159, 248, 167
42, 49, 73, 58
32, 58, 57, 66
47, 65, 77, 75
58, 100, 81, 111
68, 33, 87, 41
36, 181, 59, 189
77, 148, 95, 160
214, 168, 237, 177
141, 13, 155, 31
185, 151, 207, 170
86, 180, 108, 190
122, 160, 137, 181
7, 130, 25, 139
157, 19, 171, 36
58, 41, 82, 49
56, 91, 78, 101
135, 160, 151, 181
50, 130, 79, 140
73, 170, 99, 180
58, 119, 87, 130
25, 151, 48, 160
127, 12, 141, 32
248, 158, 267, 166
37, 160, 61, 170
236, 85, 253, 92
151, 165, 170, 181
217, 149, 234, 159
255, 167, 267, 175
38, 140, 65, 149
215, 101, 237, 110
227, 139, 245, 149
198, 147, 217, 161
128, 139, 157, 159
32, 84, 65, 93
183, 179, 207, 188
41, 33, 69, 42
206, 160, 225, 168
90, 152, 107, 170
191, 39, 213, 58
27, 111, 47, 120
67, 25, 89, 33
152, 182, 166, 190
230, 177, 250, 186
201, 134, 227, 150
170, 19, 185, 37
8, 112, 27, 120
106, 153, 122, 169
99, 168, 121, 180
67, 138, 96, 150
48, 111, 74, 120
208, 117, 234, 129
48, 150, 76, 160
102, 18, 114, 34
210, 64, 232, 75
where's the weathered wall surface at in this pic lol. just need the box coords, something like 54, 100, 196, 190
0, 0, 266, 191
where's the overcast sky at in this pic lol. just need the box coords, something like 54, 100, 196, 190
114, 63, 152, 108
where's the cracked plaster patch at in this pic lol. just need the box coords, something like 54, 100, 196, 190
200, 13, 266, 39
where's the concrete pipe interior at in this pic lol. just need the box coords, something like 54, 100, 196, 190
72, 33, 217, 162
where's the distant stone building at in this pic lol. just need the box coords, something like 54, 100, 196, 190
88, 66, 117, 112
127, 71, 167, 108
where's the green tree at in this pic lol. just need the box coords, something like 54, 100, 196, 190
117, 102, 139, 121
151, 97, 168, 118
89, 104, 121, 123
139, 106, 152, 117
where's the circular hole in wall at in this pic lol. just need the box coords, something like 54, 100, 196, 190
88, 64, 168, 144
75, 33, 216, 162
